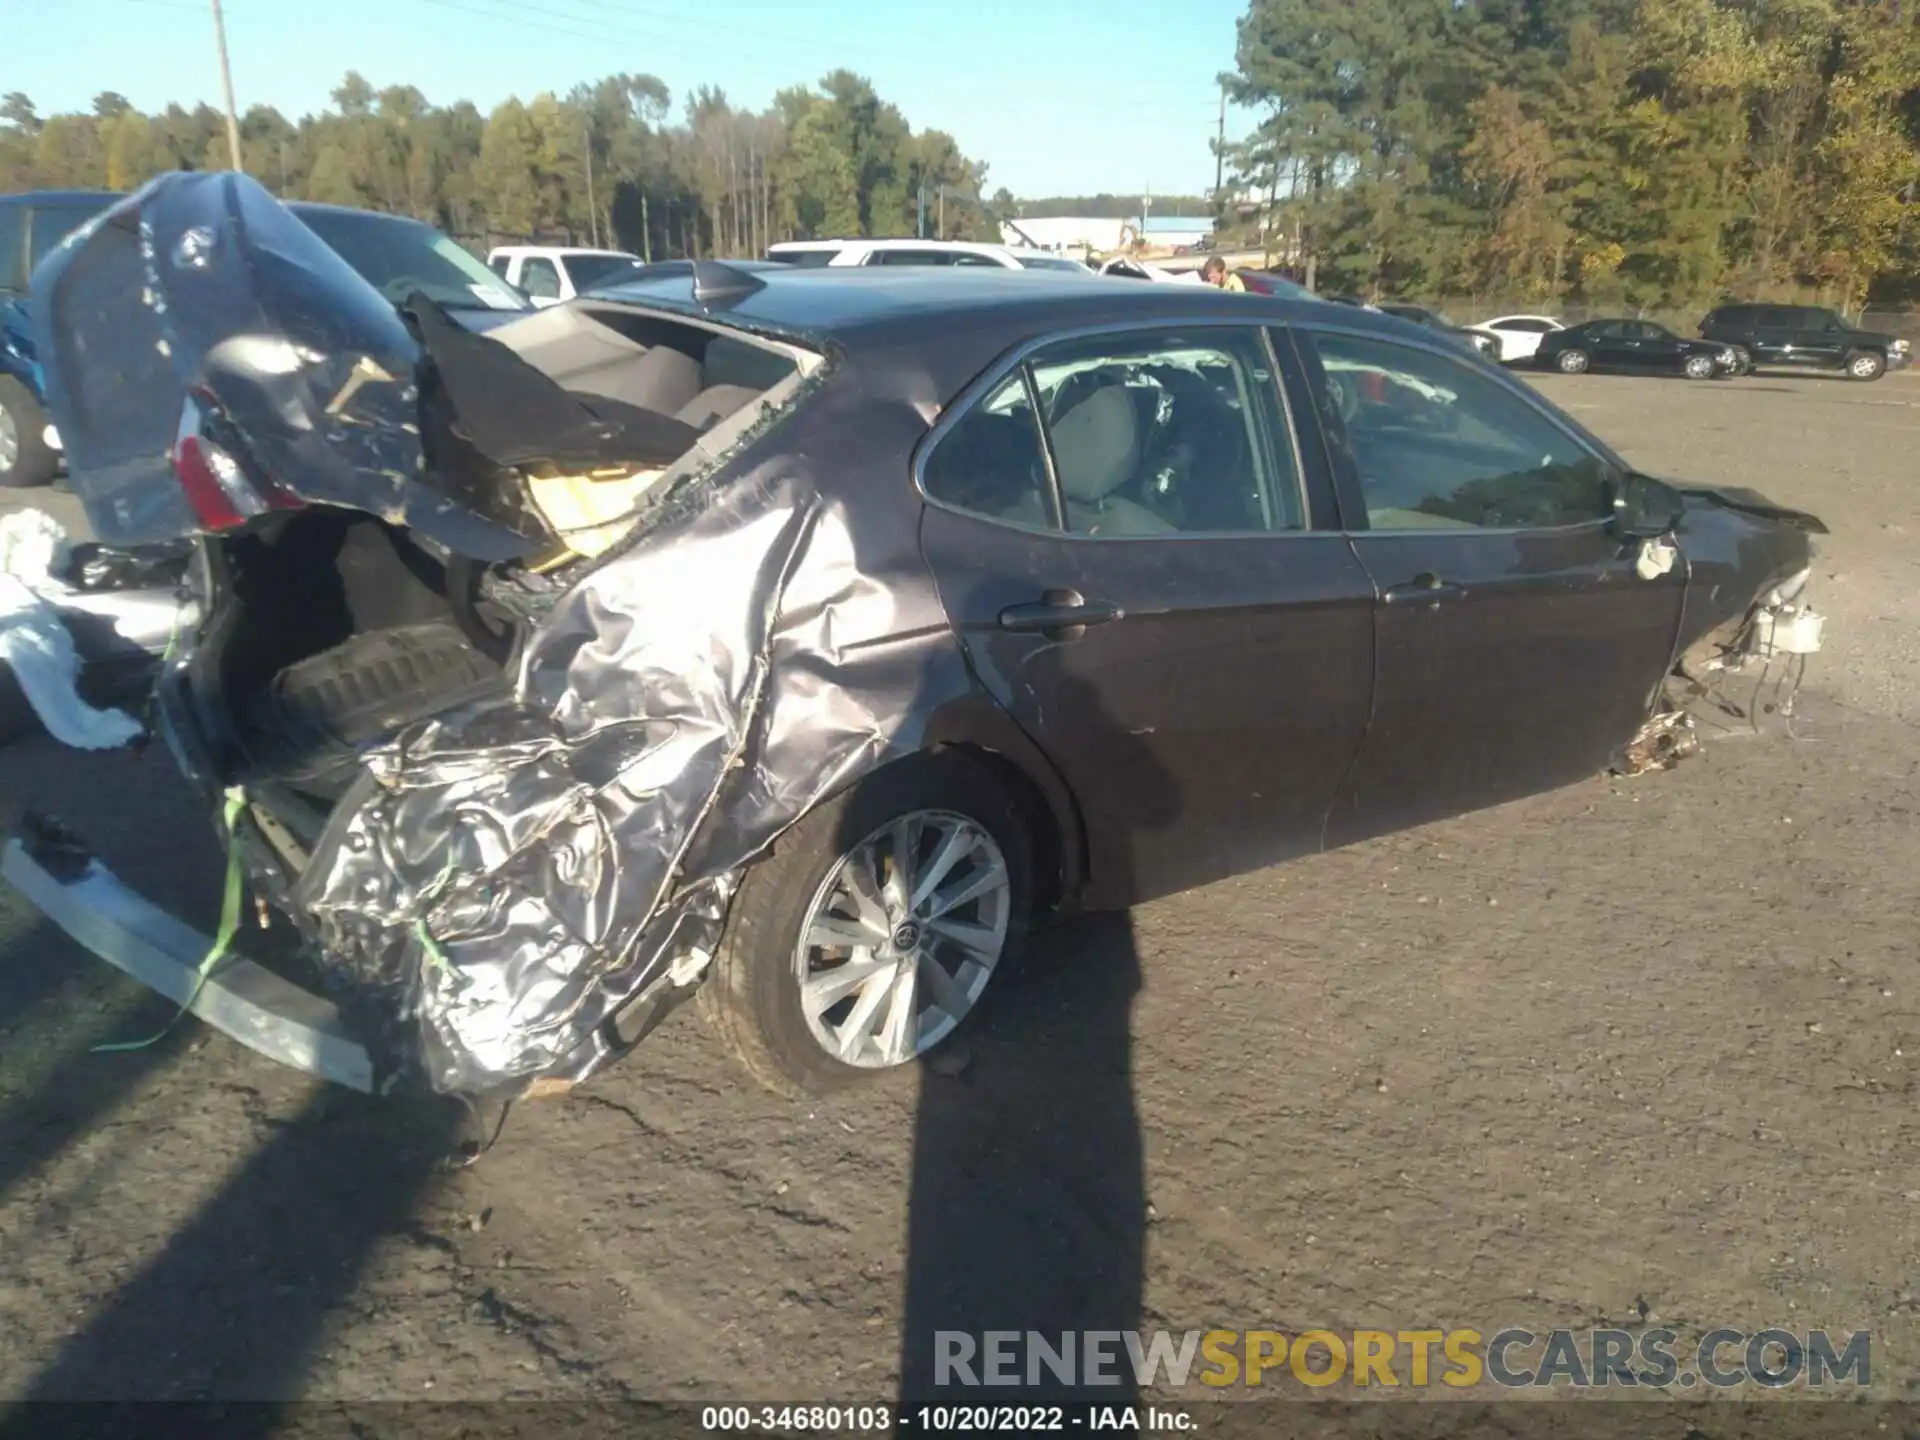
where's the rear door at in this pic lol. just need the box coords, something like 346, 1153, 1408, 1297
1587, 321, 1637, 369
1283, 324, 1686, 845
1753, 307, 1805, 366
917, 322, 1377, 907
1629, 321, 1687, 372
1792, 307, 1850, 367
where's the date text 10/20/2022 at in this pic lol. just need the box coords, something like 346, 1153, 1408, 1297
701, 1406, 1197, 1432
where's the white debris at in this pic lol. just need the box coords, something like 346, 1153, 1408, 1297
0, 510, 144, 750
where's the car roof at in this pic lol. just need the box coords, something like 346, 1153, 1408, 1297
591, 266, 1434, 392
492, 245, 638, 258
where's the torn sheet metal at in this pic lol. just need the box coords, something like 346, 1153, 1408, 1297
287, 453, 967, 1096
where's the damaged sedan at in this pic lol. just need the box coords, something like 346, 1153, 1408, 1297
4, 174, 1827, 1102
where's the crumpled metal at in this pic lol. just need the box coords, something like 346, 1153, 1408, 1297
291, 460, 959, 1095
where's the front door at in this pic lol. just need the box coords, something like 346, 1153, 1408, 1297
918, 323, 1377, 907
1588, 321, 1639, 371
1283, 325, 1688, 847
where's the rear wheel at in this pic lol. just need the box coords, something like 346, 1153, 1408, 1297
1845, 350, 1886, 381
1683, 354, 1717, 380
0, 377, 58, 489
700, 752, 1033, 1097
1555, 349, 1591, 375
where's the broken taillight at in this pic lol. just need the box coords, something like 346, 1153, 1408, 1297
172, 398, 300, 531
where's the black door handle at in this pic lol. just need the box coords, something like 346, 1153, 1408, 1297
998, 588, 1122, 640
1382, 574, 1467, 607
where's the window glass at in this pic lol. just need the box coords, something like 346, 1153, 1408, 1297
950, 251, 1003, 267
0, 209, 23, 291
921, 372, 1054, 527
1027, 328, 1301, 536
1306, 331, 1610, 531
488, 254, 512, 278
1757, 307, 1796, 328
1625, 321, 1663, 340
770, 248, 837, 267
871, 249, 956, 266
519, 257, 563, 299
565, 254, 646, 292
28, 202, 111, 272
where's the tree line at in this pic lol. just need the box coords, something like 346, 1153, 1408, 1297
1226, 0, 1920, 308
0, 71, 995, 258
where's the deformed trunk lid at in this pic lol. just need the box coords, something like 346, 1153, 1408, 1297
31, 171, 545, 559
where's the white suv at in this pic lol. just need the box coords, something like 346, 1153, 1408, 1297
765, 238, 1092, 274
487, 245, 648, 306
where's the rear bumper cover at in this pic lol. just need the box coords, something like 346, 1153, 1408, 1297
2, 816, 373, 1092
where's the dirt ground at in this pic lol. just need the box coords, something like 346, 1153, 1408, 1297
0, 369, 1915, 1419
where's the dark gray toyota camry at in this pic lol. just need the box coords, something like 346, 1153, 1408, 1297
11, 172, 1826, 1101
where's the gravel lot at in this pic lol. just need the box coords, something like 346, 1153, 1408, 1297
0, 369, 1915, 1417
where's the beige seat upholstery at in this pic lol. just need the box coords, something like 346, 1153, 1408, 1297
576, 343, 703, 416
1049, 385, 1174, 537
675, 384, 760, 431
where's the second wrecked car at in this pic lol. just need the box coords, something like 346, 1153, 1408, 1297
6, 173, 1827, 1101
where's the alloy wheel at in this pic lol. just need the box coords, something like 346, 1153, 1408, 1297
1850, 355, 1882, 379
0, 405, 16, 474
793, 809, 1012, 1068
1558, 350, 1589, 374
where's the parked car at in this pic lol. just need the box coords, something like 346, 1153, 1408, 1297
1464, 314, 1565, 365
488, 244, 648, 305
1373, 304, 1502, 363
768, 238, 1093, 273
289, 203, 532, 327
1538, 319, 1743, 380
1699, 303, 1910, 381
14, 173, 1826, 1105
1097, 256, 1206, 285
0, 191, 122, 487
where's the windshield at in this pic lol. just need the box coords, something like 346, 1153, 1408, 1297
30, 201, 114, 269
1017, 255, 1091, 273
292, 208, 529, 312
567, 253, 648, 292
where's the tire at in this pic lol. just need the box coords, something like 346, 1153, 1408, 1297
700, 751, 1035, 1097
0, 377, 58, 490
1845, 349, 1886, 382
1555, 349, 1590, 375
1683, 354, 1716, 380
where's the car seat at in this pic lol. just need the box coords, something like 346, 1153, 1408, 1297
1048, 384, 1174, 537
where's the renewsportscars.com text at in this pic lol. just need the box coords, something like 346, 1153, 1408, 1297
935, 1327, 1871, 1391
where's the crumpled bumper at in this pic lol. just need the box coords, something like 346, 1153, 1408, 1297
3, 814, 374, 1091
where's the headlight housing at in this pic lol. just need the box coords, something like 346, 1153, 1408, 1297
1892, 338, 1911, 354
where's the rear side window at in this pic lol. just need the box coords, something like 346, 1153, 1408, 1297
0, 208, 23, 291
870, 250, 958, 267
769, 249, 837, 267
1495, 318, 1552, 333
1304, 330, 1609, 531
519, 256, 562, 299
922, 372, 1055, 528
1757, 307, 1796, 328
488, 255, 512, 278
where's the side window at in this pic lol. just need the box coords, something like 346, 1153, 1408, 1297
1757, 307, 1795, 328
872, 249, 955, 266
1027, 328, 1302, 537
921, 372, 1054, 528
0, 209, 24, 292
487, 255, 512, 278
519, 257, 562, 299
1305, 331, 1610, 532
950, 252, 1002, 267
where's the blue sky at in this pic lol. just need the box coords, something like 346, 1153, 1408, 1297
7, 0, 1255, 198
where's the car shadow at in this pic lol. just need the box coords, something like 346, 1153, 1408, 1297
897, 672, 1176, 1410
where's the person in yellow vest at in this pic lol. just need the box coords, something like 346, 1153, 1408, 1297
1201, 256, 1246, 292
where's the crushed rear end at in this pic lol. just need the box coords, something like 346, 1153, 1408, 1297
8, 172, 954, 1101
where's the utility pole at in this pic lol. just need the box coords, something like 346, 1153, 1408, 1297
210, 0, 243, 171
583, 124, 600, 248
1214, 84, 1226, 206
641, 192, 652, 262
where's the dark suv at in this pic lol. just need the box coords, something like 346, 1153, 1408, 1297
1699, 303, 1910, 381
0, 191, 121, 487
